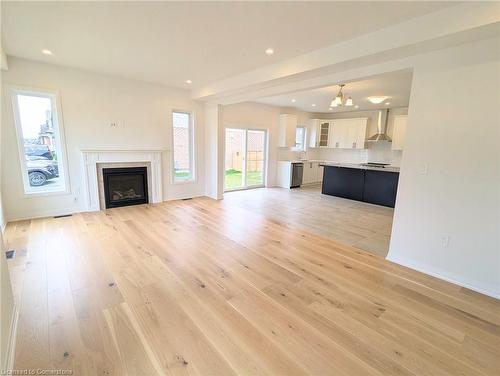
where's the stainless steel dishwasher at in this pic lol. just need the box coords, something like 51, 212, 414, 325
290, 162, 303, 188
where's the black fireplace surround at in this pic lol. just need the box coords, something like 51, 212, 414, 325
103, 167, 149, 209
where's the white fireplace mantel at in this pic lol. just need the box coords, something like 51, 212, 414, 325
82, 148, 165, 211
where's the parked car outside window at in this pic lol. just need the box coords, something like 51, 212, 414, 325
25, 155, 59, 186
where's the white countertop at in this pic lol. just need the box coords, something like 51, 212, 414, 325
278, 159, 325, 163
320, 162, 400, 173
277, 160, 400, 172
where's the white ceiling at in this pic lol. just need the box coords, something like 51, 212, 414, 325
257, 70, 413, 113
1, 2, 455, 89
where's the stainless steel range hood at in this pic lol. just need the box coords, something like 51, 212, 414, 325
367, 109, 391, 142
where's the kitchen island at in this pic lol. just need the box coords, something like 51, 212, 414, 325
321, 163, 400, 207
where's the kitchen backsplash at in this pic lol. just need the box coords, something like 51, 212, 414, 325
365, 141, 402, 166
278, 141, 402, 166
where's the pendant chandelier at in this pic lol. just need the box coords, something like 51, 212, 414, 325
330, 84, 353, 107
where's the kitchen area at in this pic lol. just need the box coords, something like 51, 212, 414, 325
223, 70, 412, 257
276, 108, 407, 209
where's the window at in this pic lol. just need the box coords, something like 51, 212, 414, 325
295, 126, 306, 151
172, 111, 194, 182
11, 89, 68, 194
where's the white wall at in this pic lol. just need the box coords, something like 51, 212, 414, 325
1, 228, 15, 371
204, 104, 223, 199
388, 37, 500, 298
0, 59, 16, 368
0, 196, 4, 232
1, 58, 205, 221
0, 146, 4, 231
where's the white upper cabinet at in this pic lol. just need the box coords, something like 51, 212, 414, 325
309, 119, 320, 147
330, 121, 345, 148
309, 117, 367, 149
278, 114, 298, 148
331, 118, 368, 149
350, 118, 368, 149
308, 119, 332, 148
391, 115, 408, 151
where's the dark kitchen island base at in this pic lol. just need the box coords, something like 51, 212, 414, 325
322, 165, 399, 208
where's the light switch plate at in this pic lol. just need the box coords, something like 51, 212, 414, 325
419, 163, 428, 175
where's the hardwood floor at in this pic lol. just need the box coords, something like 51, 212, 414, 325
4, 197, 500, 375
224, 185, 394, 257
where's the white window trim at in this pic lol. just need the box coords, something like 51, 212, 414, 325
171, 109, 196, 184
10, 86, 71, 196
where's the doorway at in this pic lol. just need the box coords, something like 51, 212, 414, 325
224, 128, 267, 191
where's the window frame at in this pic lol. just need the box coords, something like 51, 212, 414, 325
10, 86, 71, 196
294, 125, 307, 151
171, 109, 195, 184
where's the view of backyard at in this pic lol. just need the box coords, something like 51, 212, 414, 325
225, 129, 266, 190
174, 171, 191, 179
225, 169, 263, 190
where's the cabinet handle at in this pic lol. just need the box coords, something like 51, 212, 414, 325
353, 142, 356, 148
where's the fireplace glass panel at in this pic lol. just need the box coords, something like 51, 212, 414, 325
103, 167, 148, 208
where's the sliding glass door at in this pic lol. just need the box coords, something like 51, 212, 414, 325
225, 128, 245, 190
225, 128, 266, 191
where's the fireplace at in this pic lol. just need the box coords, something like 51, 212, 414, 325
102, 167, 149, 208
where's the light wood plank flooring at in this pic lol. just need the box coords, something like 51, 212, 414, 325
4, 197, 500, 375
224, 185, 394, 257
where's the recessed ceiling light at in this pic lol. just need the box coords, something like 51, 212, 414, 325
186, 80, 192, 84
265, 48, 274, 55
42, 49, 53, 56
354, 105, 359, 108
367, 96, 389, 104
385, 102, 391, 105
291, 99, 296, 103
311, 104, 316, 107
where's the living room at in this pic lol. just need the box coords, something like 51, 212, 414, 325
1, 2, 499, 375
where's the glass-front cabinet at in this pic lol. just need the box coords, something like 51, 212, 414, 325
318, 121, 331, 147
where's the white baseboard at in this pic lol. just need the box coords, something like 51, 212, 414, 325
5, 194, 209, 222
3, 306, 19, 372
386, 253, 500, 300
164, 193, 205, 201
6, 207, 77, 222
